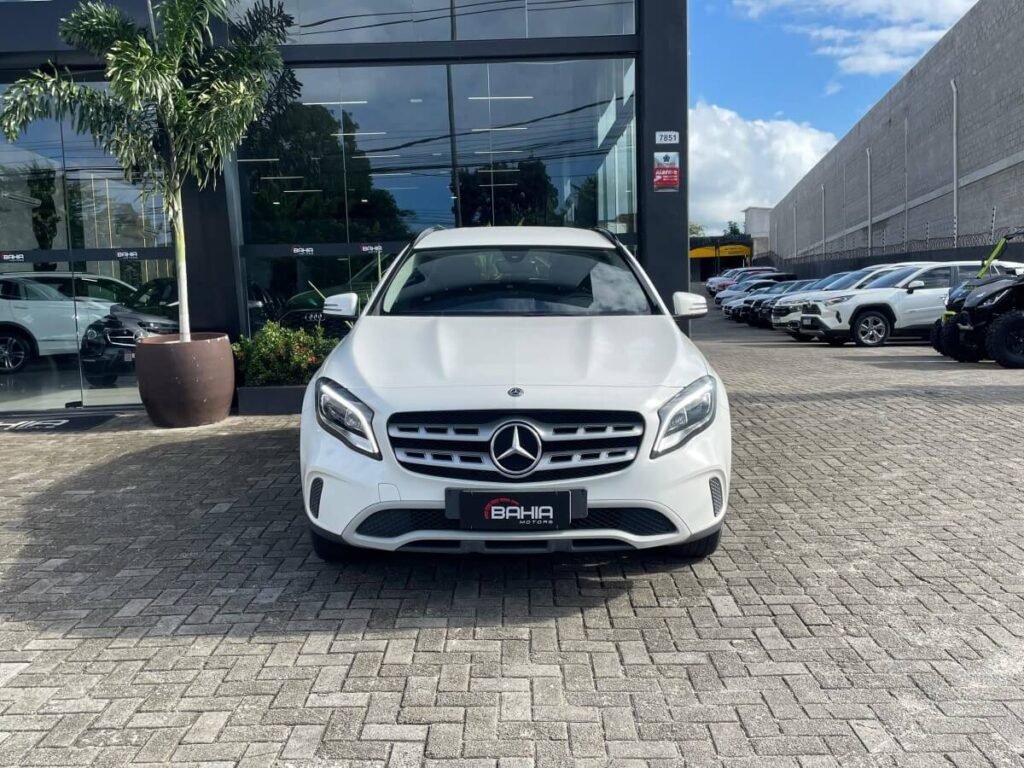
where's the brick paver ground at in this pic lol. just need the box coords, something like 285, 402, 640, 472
2, 314, 1024, 767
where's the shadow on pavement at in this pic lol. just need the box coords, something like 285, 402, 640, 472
7, 428, 714, 636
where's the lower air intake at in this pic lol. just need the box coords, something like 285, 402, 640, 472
710, 477, 724, 516
309, 478, 324, 518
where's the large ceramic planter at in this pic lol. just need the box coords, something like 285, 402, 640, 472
236, 385, 306, 416
136, 333, 235, 428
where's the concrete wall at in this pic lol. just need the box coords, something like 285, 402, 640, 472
770, 0, 1024, 262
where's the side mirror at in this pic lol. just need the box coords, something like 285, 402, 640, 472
672, 292, 709, 319
906, 280, 925, 294
323, 292, 359, 319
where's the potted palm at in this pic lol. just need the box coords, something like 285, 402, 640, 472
0, 0, 291, 427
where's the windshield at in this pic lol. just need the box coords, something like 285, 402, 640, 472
765, 282, 794, 294
379, 247, 657, 317
736, 271, 772, 283
816, 273, 850, 289
784, 280, 814, 292
124, 279, 178, 310
864, 266, 918, 289
826, 269, 879, 290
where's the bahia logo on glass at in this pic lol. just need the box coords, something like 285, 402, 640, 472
483, 497, 555, 524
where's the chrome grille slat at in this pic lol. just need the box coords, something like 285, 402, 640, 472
387, 420, 643, 443
388, 410, 645, 483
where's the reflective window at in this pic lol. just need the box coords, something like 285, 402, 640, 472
266, 0, 634, 44
452, 59, 635, 233
916, 266, 954, 288
236, 57, 636, 332
0, 81, 174, 412
238, 66, 455, 245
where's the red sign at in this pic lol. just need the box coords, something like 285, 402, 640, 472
654, 152, 681, 192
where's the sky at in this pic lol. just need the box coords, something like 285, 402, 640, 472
689, 0, 980, 233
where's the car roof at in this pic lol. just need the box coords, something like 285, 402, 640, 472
415, 226, 613, 251
0, 271, 122, 279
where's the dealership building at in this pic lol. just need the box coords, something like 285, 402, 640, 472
0, 0, 687, 414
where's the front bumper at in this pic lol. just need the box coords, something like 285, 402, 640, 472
301, 388, 732, 554
797, 313, 850, 341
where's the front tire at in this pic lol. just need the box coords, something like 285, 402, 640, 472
987, 311, 1024, 369
941, 320, 982, 363
930, 320, 946, 356
852, 311, 891, 347
0, 329, 32, 374
664, 529, 721, 561
310, 529, 366, 562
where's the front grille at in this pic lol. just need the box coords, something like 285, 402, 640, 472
387, 410, 644, 483
710, 478, 724, 516
106, 328, 136, 347
772, 306, 791, 318
308, 478, 324, 518
355, 506, 676, 539
803, 304, 822, 315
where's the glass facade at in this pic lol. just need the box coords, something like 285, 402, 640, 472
236, 57, 637, 332
265, 0, 635, 45
0, 80, 175, 412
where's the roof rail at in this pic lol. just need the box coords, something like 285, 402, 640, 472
413, 225, 448, 247
591, 227, 621, 246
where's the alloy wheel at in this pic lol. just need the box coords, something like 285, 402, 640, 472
0, 335, 28, 372
857, 316, 888, 346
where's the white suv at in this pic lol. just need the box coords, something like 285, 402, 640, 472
771, 265, 912, 339
300, 227, 732, 560
0, 274, 131, 374
799, 261, 1017, 346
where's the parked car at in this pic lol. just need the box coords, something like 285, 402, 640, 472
300, 226, 731, 561
715, 273, 797, 306
771, 265, 915, 342
798, 261, 1017, 347
0, 275, 114, 374
714, 268, 785, 295
719, 280, 779, 311
79, 278, 179, 387
750, 280, 818, 327
737, 280, 804, 325
5, 271, 136, 306
706, 267, 775, 296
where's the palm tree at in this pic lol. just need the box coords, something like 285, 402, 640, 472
0, 0, 291, 342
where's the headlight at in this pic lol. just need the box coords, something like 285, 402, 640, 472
824, 295, 853, 306
315, 378, 381, 459
652, 376, 717, 458
979, 289, 1010, 308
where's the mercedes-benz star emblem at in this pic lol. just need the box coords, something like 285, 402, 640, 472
508, 387, 524, 398
489, 422, 543, 477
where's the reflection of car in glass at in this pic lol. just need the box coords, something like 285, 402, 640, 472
12, 272, 136, 305
79, 278, 179, 387
301, 227, 731, 562
0, 275, 115, 374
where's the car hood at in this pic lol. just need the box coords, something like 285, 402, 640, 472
323, 315, 709, 395
964, 276, 1024, 308
106, 305, 179, 327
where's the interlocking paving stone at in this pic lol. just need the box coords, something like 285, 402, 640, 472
2, 311, 1024, 765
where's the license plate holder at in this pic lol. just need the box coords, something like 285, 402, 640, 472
801, 317, 815, 328
447, 489, 584, 531
124, 351, 135, 362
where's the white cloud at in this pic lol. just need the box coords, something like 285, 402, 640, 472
734, 0, 978, 76
688, 102, 836, 231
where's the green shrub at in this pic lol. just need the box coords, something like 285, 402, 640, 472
233, 322, 340, 387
